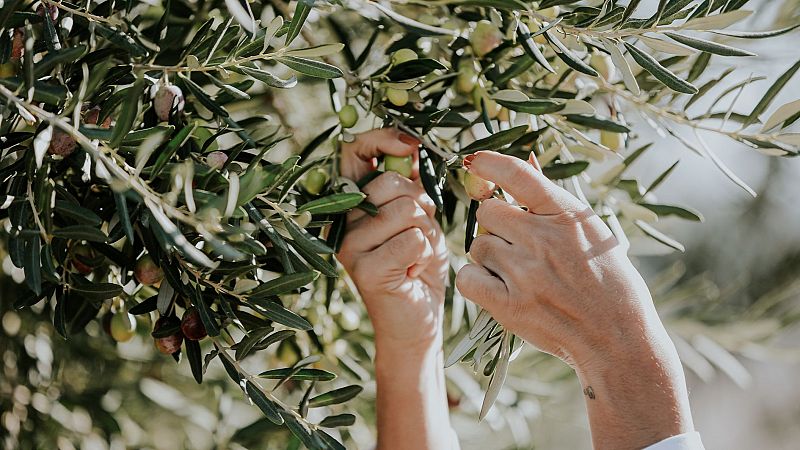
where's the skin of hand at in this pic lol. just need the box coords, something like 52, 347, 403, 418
456, 151, 695, 450
336, 128, 456, 450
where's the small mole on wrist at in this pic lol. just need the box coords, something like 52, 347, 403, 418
583, 386, 596, 400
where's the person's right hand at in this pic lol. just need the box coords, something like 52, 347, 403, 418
455, 151, 695, 450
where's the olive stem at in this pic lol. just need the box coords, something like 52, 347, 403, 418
41, 0, 123, 26
0, 84, 221, 240
26, 181, 50, 244
212, 337, 320, 430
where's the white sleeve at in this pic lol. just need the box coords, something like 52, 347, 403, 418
643, 432, 704, 450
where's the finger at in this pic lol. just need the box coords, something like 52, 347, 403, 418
455, 264, 508, 315
408, 233, 435, 278
348, 171, 436, 223
528, 151, 543, 172
340, 128, 420, 181
368, 227, 429, 274
464, 151, 579, 215
476, 198, 531, 243
350, 128, 421, 159
343, 196, 433, 253
468, 234, 515, 281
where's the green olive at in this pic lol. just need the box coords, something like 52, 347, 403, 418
338, 104, 358, 128
386, 88, 409, 107
456, 65, 478, 94
303, 168, 329, 195
110, 312, 136, 342
135, 254, 164, 286
384, 155, 414, 178
464, 172, 496, 201
471, 86, 500, 119
470, 20, 502, 57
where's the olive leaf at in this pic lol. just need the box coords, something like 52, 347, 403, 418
258, 368, 336, 381
307, 385, 363, 408
624, 42, 698, 94
664, 32, 755, 57
296, 193, 366, 215
277, 56, 343, 79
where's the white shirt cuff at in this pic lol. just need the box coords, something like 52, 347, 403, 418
643, 431, 704, 450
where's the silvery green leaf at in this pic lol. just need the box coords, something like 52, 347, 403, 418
263, 15, 284, 52
744, 59, 800, 126
277, 56, 343, 79
664, 32, 755, 57
479, 332, 511, 421
225, 0, 256, 33
445, 317, 495, 367
694, 131, 756, 197
469, 309, 492, 339
285, 43, 345, 58
639, 35, 694, 56
157, 279, 176, 314
33, 126, 52, 169
544, 30, 598, 77
235, 66, 298, 89
624, 42, 698, 94
246, 381, 284, 425
286, 0, 314, 46
307, 385, 363, 407
692, 334, 752, 388
761, 99, 800, 132
680, 9, 751, 30
371, 1, 457, 36
472, 332, 502, 371
711, 23, 800, 39
635, 220, 685, 252
516, 20, 554, 73
602, 38, 640, 96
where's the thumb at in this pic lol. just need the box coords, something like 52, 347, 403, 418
466, 151, 580, 215
528, 151, 543, 172
340, 128, 420, 181
455, 264, 508, 316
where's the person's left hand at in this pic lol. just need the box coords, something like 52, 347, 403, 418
337, 129, 448, 353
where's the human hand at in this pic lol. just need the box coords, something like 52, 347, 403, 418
337, 129, 448, 353
455, 151, 694, 450
340, 128, 421, 182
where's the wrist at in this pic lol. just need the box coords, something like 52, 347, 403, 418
374, 329, 442, 370
575, 324, 695, 450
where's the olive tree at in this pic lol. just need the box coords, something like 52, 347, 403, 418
1, 0, 799, 448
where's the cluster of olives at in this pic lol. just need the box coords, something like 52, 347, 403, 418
95, 254, 206, 355
152, 307, 207, 355
0, 4, 56, 76
384, 48, 419, 107
133, 255, 207, 353
43, 82, 185, 158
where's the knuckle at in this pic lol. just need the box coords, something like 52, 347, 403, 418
380, 170, 403, 187
408, 227, 427, 247
393, 196, 419, 217
551, 206, 594, 225
475, 198, 499, 223
469, 235, 489, 256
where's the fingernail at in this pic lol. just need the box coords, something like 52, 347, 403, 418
463, 154, 476, 170
399, 133, 420, 147
528, 151, 542, 172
